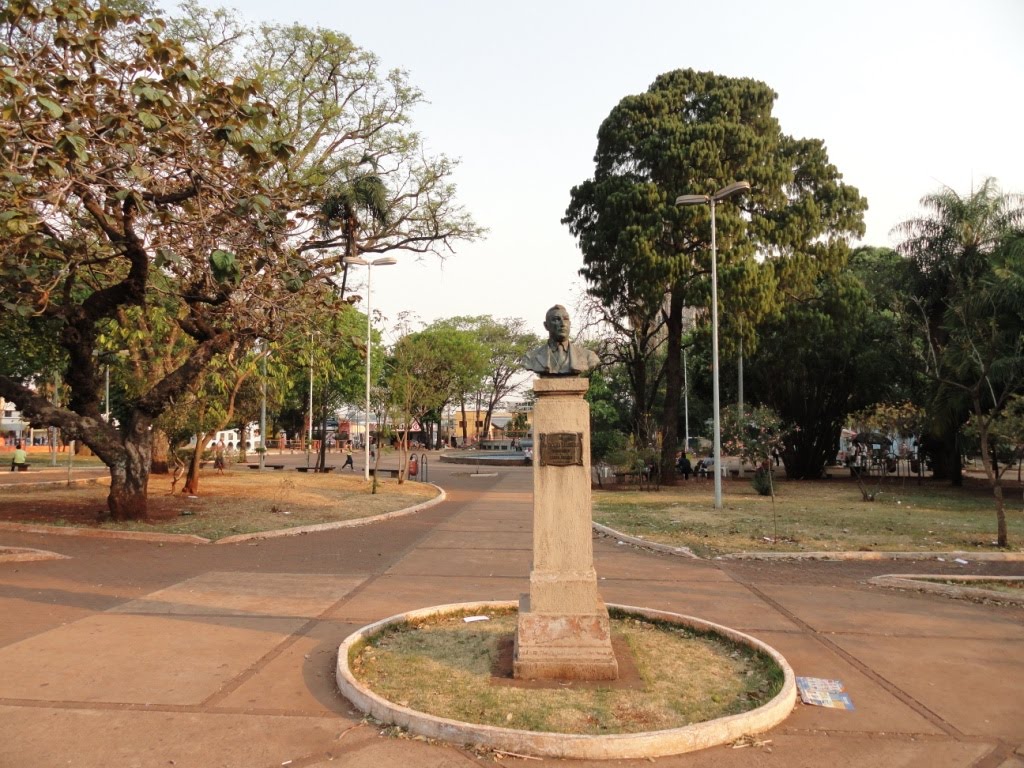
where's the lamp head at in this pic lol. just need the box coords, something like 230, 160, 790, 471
675, 194, 709, 206
712, 181, 751, 201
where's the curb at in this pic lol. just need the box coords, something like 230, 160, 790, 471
215, 485, 447, 544
868, 574, 1024, 605
591, 522, 1024, 562
0, 521, 209, 545
0, 484, 446, 545
0, 477, 103, 490
336, 600, 796, 760
592, 522, 699, 558
719, 549, 1024, 562
0, 545, 71, 563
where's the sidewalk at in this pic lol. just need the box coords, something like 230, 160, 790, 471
0, 462, 1022, 767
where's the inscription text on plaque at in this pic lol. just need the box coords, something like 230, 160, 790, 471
538, 432, 584, 466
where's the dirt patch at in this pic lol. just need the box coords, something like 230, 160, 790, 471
0, 470, 438, 540
0, 487, 110, 526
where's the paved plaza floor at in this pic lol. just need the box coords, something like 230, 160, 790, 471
1, 462, 1022, 767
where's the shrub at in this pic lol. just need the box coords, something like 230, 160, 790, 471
752, 468, 774, 496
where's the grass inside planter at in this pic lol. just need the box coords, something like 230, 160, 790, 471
349, 609, 783, 735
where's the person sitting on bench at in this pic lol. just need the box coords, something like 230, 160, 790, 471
11, 443, 28, 471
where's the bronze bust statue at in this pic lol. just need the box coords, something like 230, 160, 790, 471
521, 304, 600, 376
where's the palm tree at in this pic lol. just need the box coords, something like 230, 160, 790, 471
319, 167, 390, 298
895, 178, 1024, 487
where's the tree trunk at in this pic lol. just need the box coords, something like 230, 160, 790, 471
659, 290, 684, 484
975, 401, 1009, 548
151, 429, 170, 474
398, 430, 408, 484
923, 430, 963, 486
107, 420, 153, 521
181, 430, 211, 496
316, 401, 329, 470
628, 351, 650, 446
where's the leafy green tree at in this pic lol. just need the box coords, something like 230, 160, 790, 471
896, 178, 1024, 487
0, 0, 309, 519
972, 393, 1024, 485
577, 291, 666, 447
719, 406, 786, 474
383, 324, 487, 455
433, 316, 538, 441
565, 69, 866, 483
268, 300, 371, 469
746, 261, 912, 479
586, 365, 630, 466
907, 222, 1023, 546
384, 329, 474, 481
0, 1, 482, 519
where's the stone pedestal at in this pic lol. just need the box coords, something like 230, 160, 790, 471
513, 377, 618, 680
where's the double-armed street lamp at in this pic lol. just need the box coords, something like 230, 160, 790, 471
675, 181, 751, 510
344, 255, 397, 480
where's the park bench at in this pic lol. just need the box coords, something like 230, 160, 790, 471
247, 464, 285, 470
295, 466, 335, 473
613, 469, 660, 492
10, 463, 29, 472
368, 467, 401, 479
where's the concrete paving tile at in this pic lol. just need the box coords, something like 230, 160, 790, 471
431, 513, 531, 532
216, 620, 361, 715
758, 583, 1024, 640
607, 733, 988, 768
415, 529, 532, 550
755, 630, 946, 736
325, 574, 525, 621
383, 546, 531, 578
598, 579, 801, 632
302, 730, 989, 768
109, 571, 364, 618
0, 572, 144, 607
302, 728, 480, 767
0, 704, 348, 768
593, 546, 735, 581
0, 595, 96, 647
832, 634, 1024, 739
0, 613, 303, 705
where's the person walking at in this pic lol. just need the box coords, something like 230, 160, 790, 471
214, 439, 226, 474
342, 441, 355, 471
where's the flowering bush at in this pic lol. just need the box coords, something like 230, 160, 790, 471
719, 405, 788, 497
719, 406, 787, 469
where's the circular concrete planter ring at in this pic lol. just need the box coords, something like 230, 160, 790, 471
336, 600, 796, 760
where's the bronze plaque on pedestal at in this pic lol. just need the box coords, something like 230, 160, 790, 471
539, 432, 584, 466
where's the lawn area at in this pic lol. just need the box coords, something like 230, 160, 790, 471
592, 476, 1024, 557
1, 448, 106, 469
351, 608, 783, 734
0, 469, 438, 541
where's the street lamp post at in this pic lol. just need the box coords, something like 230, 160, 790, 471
259, 344, 267, 470
676, 181, 750, 510
345, 255, 397, 480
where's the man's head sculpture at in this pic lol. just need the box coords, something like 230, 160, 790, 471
521, 305, 599, 376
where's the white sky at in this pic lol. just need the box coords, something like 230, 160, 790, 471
195, 0, 1024, 341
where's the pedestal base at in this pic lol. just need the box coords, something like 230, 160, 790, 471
513, 595, 619, 681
